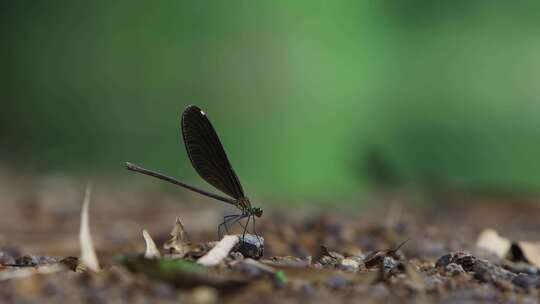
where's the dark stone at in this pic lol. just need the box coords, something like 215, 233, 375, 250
435, 253, 453, 268
452, 252, 477, 272
234, 234, 264, 259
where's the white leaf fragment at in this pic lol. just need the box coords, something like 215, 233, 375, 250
143, 229, 161, 258
197, 235, 239, 267
79, 185, 100, 272
476, 228, 511, 258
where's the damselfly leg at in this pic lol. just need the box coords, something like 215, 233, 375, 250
252, 216, 262, 245
218, 214, 242, 238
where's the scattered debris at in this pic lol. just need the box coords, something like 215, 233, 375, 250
122, 255, 248, 289
79, 185, 100, 272
143, 230, 161, 259
3, 177, 540, 303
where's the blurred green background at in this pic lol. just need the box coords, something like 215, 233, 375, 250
3, 1, 540, 200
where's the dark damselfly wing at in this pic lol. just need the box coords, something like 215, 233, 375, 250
181, 105, 246, 201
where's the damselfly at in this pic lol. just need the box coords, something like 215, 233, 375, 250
126, 105, 262, 239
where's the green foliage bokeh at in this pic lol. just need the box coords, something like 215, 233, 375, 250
3, 1, 540, 200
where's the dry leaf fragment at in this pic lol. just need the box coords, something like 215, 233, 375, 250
79, 185, 100, 272
512, 241, 540, 268
476, 229, 511, 258
143, 230, 161, 259
163, 217, 190, 257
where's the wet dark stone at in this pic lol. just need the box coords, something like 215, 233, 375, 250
234, 235, 264, 259
435, 252, 476, 272
435, 253, 453, 268
445, 263, 465, 276
452, 252, 477, 272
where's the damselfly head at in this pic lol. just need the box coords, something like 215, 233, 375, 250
252, 207, 263, 217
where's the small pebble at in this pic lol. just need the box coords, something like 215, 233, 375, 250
15, 255, 39, 266
445, 263, 465, 276
339, 258, 359, 272
234, 235, 264, 259
435, 253, 452, 268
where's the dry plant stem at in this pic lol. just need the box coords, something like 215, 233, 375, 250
143, 230, 161, 259
79, 185, 100, 272
197, 235, 239, 267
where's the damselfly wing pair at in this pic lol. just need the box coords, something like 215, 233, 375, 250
126, 105, 262, 239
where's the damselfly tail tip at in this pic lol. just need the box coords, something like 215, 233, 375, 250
125, 162, 135, 170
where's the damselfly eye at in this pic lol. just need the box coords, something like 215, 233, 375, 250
254, 208, 263, 217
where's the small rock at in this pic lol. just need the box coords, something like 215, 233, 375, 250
339, 258, 359, 272
453, 252, 477, 272
234, 235, 264, 259
318, 246, 344, 267
15, 255, 38, 266
435, 253, 453, 269
435, 252, 477, 272
445, 263, 465, 276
